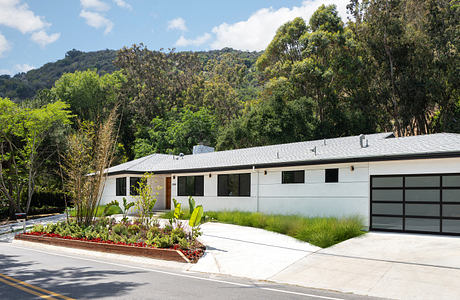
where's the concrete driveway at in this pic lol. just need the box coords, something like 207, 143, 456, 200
271, 232, 460, 299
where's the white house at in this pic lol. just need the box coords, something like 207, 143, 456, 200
100, 132, 460, 235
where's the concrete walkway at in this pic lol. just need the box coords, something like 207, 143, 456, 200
0, 214, 66, 242
190, 222, 320, 280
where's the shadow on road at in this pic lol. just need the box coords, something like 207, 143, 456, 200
0, 253, 145, 299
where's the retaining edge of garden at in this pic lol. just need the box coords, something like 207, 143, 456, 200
15, 233, 190, 263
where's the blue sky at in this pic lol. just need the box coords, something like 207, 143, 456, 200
0, 0, 348, 76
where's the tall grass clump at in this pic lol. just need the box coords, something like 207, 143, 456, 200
205, 211, 364, 248
61, 108, 118, 226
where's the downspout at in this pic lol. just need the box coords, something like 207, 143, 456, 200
253, 165, 259, 212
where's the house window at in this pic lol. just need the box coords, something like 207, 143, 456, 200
116, 177, 126, 196
218, 173, 250, 197
325, 168, 339, 183
177, 176, 204, 196
282, 170, 305, 184
130, 177, 142, 196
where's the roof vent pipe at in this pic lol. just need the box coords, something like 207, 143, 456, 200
359, 134, 368, 148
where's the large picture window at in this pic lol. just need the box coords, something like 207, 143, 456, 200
130, 177, 142, 196
218, 173, 250, 197
178, 176, 204, 196
116, 177, 126, 196
282, 170, 305, 184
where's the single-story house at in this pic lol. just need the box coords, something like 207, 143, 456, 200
100, 132, 460, 235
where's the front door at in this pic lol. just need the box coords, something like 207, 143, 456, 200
165, 177, 171, 209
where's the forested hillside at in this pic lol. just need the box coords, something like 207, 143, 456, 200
0, 0, 458, 216
0, 49, 118, 100
0, 48, 260, 101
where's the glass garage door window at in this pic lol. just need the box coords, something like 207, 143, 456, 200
371, 174, 460, 235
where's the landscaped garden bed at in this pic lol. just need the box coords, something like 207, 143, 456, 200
162, 210, 365, 248
16, 216, 205, 263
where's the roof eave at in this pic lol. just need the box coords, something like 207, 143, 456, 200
105, 151, 460, 176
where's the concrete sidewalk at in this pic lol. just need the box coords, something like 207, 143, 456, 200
0, 214, 66, 242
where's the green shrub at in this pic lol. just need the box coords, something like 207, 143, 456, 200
32, 224, 45, 232
127, 224, 140, 234
153, 235, 173, 248
205, 211, 364, 248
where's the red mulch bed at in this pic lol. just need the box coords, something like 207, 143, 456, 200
16, 232, 205, 263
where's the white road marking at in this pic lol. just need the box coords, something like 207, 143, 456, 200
8, 244, 345, 300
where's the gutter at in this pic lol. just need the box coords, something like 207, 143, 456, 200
106, 151, 460, 176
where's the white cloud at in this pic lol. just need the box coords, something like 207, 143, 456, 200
80, 0, 110, 11
0, 33, 10, 56
0, 63, 35, 76
31, 30, 60, 47
211, 0, 348, 51
0, 69, 12, 75
168, 17, 187, 31
80, 10, 113, 34
14, 63, 34, 73
0, 0, 48, 34
0, 0, 60, 47
175, 33, 211, 47
113, 0, 131, 10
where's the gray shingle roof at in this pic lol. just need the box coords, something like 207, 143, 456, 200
105, 132, 460, 174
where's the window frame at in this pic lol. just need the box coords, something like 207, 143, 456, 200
130, 177, 142, 196
325, 168, 339, 183
177, 176, 204, 196
116, 177, 126, 196
282, 170, 305, 184
217, 173, 251, 197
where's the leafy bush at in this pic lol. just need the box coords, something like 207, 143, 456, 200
205, 211, 364, 248
29, 218, 201, 250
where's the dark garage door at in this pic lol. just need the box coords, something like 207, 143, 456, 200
370, 174, 460, 235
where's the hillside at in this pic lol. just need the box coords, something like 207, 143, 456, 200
0, 47, 261, 101
0, 49, 118, 100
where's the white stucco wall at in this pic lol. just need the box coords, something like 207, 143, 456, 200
172, 162, 371, 226
100, 174, 167, 212
101, 157, 460, 227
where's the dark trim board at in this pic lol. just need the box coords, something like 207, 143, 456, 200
370, 173, 460, 236
106, 151, 460, 176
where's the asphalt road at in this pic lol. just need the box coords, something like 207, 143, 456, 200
0, 241, 380, 300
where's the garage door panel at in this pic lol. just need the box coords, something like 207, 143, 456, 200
443, 190, 460, 202
372, 216, 403, 230
405, 218, 440, 232
371, 173, 460, 235
372, 190, 403, 201
372, 203, 403, 215
443, 220, 460, 233
405, 190, 440, 202
443, 175, 460, 187
442, 205, 460, 218
405, 176, 440, 187
372, 176, 403, 188
405, 204, 440, 217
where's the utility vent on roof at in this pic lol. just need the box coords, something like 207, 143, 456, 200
359, 134, 369, 148
193, 144, 214, 155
